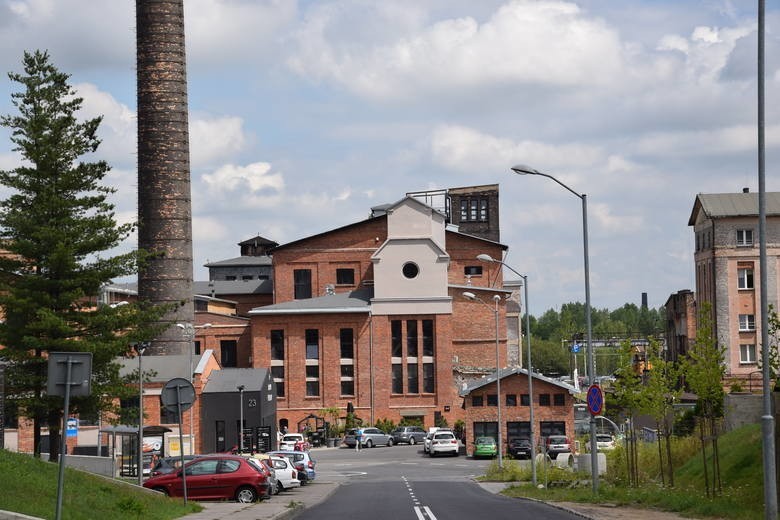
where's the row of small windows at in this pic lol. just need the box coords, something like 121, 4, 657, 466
223, 274, 270, 281
460, 197, 489, 222
695, 228, 754, 252
294, 268, 356, 299
471, 393, 567, 407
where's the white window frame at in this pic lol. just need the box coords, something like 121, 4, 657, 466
739, 314, 756, 331
738, 267, 754, 289
740, 344, 756, 364
737, 229, 753, 247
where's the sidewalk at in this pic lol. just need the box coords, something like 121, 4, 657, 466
179, 480, 339, 520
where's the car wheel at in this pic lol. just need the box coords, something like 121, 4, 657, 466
366, 439, 373, 448
153, 487, 169, 496
409, 437, 416, 445
236, 486, 258, 503
387, 438, 393, 447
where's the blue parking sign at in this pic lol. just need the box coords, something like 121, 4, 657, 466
66, 417, 78, 437
571, 343, 581, 353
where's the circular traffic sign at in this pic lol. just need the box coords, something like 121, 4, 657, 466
586, 384, 603, 415
160, 377, 196, 412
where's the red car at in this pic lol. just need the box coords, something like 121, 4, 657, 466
143, 455, 270, 503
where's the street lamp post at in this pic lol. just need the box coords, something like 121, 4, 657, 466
237, 385, 245, 454
177, 322, 212, 455
476, 254, 537, 486
133, 342, 148, 486
463, 291, 503, 469
511, 164, 599, 493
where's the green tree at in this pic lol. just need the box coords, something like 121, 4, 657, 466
640, 339, 683, 487
0, 51, 165, 461
612, 339, 645, 487
683, 302, 725, 497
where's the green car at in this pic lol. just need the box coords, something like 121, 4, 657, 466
473, 436, 498, 458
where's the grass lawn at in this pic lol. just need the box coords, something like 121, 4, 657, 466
490, 423, 766, 520
0, 449, 202, 520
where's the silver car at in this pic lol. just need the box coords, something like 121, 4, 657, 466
344, 427, 394, 448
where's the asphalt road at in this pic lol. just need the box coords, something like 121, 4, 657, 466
296, 443, 584, 520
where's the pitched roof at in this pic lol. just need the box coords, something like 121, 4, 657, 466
204, 255, 272, 268
238, 235, 278, 248
248, 288, 372, 315
688, 192, 780, 225
202, 367, 271, 393
458, 366, 577, 396
193, 279, 273, 296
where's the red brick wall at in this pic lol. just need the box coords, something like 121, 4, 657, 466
445, 232, 505, 288
272, 218, 388, 302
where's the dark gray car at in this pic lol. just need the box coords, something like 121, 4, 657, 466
391, 426, 427, 445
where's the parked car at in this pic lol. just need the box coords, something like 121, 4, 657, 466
545, 435, 572, 458
423, 427, 451, 454
472, 436, 497, 458
429, 430, 459, 457
246, 457, 278, 495
150, 455, 202, 477
143, 455, 270, 503
267, 450, 316, 483
344, 427, 394, 448
596, 434, 616, 451
265, 455, 301, 491
279, 433, 310, 451
508, 438, 533, 459
391, 426, 427, 445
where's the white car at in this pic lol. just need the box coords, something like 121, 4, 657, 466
266, 455, 301, 492
428, 431, 459, 457
423, 427, 451, 454
596, 434, 616, 451
279, 433, 309, 451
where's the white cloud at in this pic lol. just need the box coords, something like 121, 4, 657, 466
185, 0, 298, 67
202, 162, 284, 194
430, 124, 605, 175
632, 124, 780, 157
189, 116, 247, 167
74, 83, 136, 166
288, 0, 623, 99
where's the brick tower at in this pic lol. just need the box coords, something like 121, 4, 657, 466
136, 0, 194, 355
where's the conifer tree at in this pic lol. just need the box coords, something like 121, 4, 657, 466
0, 50, 165, 460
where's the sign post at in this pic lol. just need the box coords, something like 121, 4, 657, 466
161, 378, 195, 505
48, 352, 92, 520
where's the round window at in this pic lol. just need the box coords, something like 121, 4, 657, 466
402, 262, 419, 279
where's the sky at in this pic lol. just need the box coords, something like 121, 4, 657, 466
0, 0, 778, 316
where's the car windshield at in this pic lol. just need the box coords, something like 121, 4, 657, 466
282, 434, 301, 441
434, 433, 455, 440
476, 437, 495, 444
597, 435, 613, 441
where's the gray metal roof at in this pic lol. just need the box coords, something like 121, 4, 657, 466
248, 288, 372, 315
193, 279, 273, 296
459, 366, 577, 396
202, 367, 271, 393
204, 255, 272, 268
688, 192, 780, 225
110, 280, 273, 296
117, 354, 192, 382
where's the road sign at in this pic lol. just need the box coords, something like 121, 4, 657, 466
66, 418, 78, 437
160, 378, 196, 413
586, 384, 604, 415
571, 343, 581, 353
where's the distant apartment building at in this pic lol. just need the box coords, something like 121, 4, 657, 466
688, 189, 780, 384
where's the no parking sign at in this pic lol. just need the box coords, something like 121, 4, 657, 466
586, 384, 604, 416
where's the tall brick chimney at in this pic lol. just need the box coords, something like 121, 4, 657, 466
136, 0, 194, 355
